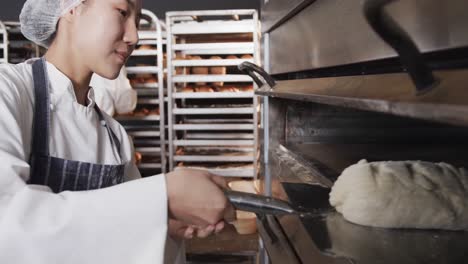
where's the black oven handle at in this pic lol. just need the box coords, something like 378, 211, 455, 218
363, 0, 439, 95
238, 61, 277, 90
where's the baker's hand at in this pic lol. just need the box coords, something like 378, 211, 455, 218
169, 219, 226, 239
165, 169, 236, 227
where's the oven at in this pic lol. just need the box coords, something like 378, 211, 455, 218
247, 0, 468, 263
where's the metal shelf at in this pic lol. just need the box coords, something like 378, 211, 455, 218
115, 115, 160, 121
256, 70, 468, 128
138, 163, 162, 169
137, 99, 161, 105
167, 9, 257, 17
185, 133, 255, 139
174, 140, 254, 146
174, 124, 255, 130
135, 88, 159, 96
133, 83, 159, 89
175, 166, 254, 177
7, 40, 33, 48
135, 147, 162, 154
124, 125, 160, 131
0, 21, 8, 63
138, 31, 158, 39
173, 91, 254, 99
131, 49, 159, 56
174, 155, 254, 162
138, 40, 158, 45
184, 118, 254, 124
172, 74, 252, 83
173, 107, 254, 115
134, 139, 161, 145
127, 66, 159, 74
171, 20, 255, 35
180, 146, 254, 152
173, 59, 254, 67
128, 131, 161, 137
173, 43, 254, 55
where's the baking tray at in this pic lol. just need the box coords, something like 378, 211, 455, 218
275, 182, 468, 264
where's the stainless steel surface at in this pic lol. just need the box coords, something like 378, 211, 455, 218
256, 215, 301, 264
166, 12, 175, 170
261, 0, 314, 33
272, 145, 333, 187
225, 190, 296, 215
262, 32, 271, 196
257, 238, 269, 264
269, 180, 468, 264
255, 69, 468, 127
324, 212, 468, 263
258, 1, 468, 262
267, 0, 468, 74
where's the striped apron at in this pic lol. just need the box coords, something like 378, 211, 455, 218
28, 58, 126, 193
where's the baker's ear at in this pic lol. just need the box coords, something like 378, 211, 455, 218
61, 8, 76, 23
61, 2, 87, 23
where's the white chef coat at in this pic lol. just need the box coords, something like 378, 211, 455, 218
90, 66, 137, 116
0, 59, 168, 264
90, 67, 187, 264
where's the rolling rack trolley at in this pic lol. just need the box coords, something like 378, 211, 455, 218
166, 10, 261, 179
115, 9, 167, 175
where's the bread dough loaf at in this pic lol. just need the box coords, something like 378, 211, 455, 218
329, 159, 468, 230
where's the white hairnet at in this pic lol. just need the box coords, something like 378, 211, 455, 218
19, 0, 84, 48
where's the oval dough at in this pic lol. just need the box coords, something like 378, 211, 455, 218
329, 159, 468, 230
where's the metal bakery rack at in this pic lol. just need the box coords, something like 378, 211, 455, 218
115, 9, 167, 175
0, 21, 7, 63
1, 21, 42, 64
166, 9, 261, 178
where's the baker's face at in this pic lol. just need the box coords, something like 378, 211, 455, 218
73, 0, 142, 79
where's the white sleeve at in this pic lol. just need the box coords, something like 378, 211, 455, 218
0, 74, 168, 264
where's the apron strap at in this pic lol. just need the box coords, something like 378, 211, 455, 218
31, 58, 51, 157
30, 58, 123, 162
94, 105, 123, 162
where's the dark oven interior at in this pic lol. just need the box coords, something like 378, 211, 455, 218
259, 97, 468, 264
